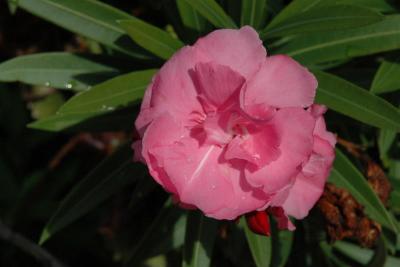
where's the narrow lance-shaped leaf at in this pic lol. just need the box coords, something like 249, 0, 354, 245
17, 0, 151, 59
39, 144, 144, 244
378, 129, 397, 166
371, 60, 400, 94
180, 0, 237, 29
333, 241, 400, 267
29, 69, 155, 132
7, 0, 18, 14
329, 149, 399, 233
267, 0, 393, 29
118, 19, 184, 60
270, 225, 293, 267
241, 218, 272, 267
183, 211, 218, 267
28, 106, 137, 132
0, 52, 120, 90
276, 15, 400, 65
58, 69, 157, 114
177, 0, 209, 34
240, 0, 267, 29
314, 70, 400, 131
262, 5, 382, 38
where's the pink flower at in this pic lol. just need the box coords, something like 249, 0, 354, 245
133, 26, 336, 228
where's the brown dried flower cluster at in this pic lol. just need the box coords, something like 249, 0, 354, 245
318, 183, 381, 247
318, 137, 392, 247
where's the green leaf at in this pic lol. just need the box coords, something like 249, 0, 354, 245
180, 0, 237, 29
378, 129, 397, 166
240, 0, 267, 29
267, 0, 393, 30
28, 106, 136, 132
177, 0, 209, 34
30, 93, 65, 120
57, 69, 157, 114
329, 149, 399, 233
125, 199, 187, 265
334, 240, 400, 267
0, 52, 120, 90
28, 112, 102, 132
17, 0, 151, 59
277, 15, 400, 65
182, 211, 218, 267
271, 227, 293, 267
7, 0, 18, 14
314, 70, 400, 131
367, 237, 387, 267
118, 19, 184, 60
371, 60, 400, 94
242, 217, 272, 267
262, 5, 382, 38
39, 144, 143, 244
320, 241, 351, 267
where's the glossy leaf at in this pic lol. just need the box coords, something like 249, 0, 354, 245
268, 0, 393, 29
0, 52, 119, 90
378, 129, 397, 166
182, 211, 218, 267
180, 0, 237, 29
240, 0, 267, 29
28, 105, 137, 132
58, 69, 157, 114
7, 0, 18, 14
334, 240, 400, 267
314, 70, 400, 131
17, 0, 151, 58
371, 60, 400, 94
29, 112, 101, 132
271, 226, 293, 267
242, 217, 272, 267
118, 19, 184, 60
262, 5, 382, 38
329, 149, 399, 233
177, 0, 209, 34
367, 237, 387, 267
39, 144, 143, 244
277, 15, 400, 65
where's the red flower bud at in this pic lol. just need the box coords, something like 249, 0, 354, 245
245, 210, 271, 236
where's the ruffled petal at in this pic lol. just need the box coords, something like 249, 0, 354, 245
225, 124, 280, 167
282, 136, 335, 219
191, 62, 245, 109
149, 137, 269, 219
241, 55, 317, 120
245, 108, 315, 193
136, 46, 208, 133
140, 114, 188, 195
269, 207, 296, 231
193, 26, 266, 78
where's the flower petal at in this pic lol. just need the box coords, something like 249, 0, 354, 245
269, 207, 296, 231
193, 26, 266, 78
191, 62, 245, 109
245, 108, 315, 193
136, 46, 208, 133
151, 139, 269, 220
241, 55, 317, 120
225, 124, 280, 167
140, 114, 188, 195
282, 136, 335, 219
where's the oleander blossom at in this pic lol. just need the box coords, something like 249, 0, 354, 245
133, 26, 336, 231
